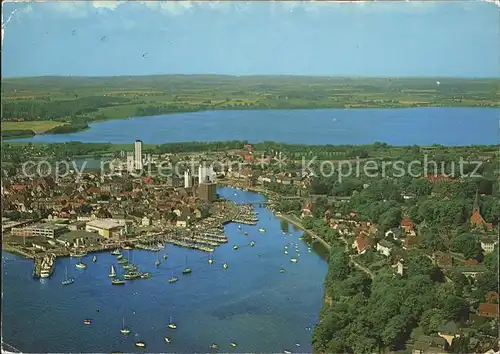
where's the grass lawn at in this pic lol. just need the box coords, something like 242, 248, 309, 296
1, 121, 66, 133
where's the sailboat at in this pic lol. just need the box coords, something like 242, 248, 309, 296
168, 271, 179, 283
61, 266, 75, 285
155, 251, 161, 266
168, 316, 177, 329
109, 265, 117, 278
250, 240, 255, 247
208, 251, 214, 264
233, 245, 238, 250
182, 256, 192, 275
120, 317, 131, 334
76, 261, 87, 269
111, 249, 121, 256
92, 255, 97, 263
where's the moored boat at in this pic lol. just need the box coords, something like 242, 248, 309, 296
135, 341, 146, 348
62, 266, 75, 285
140, 272, 152, 279
233, 245, 238, 250
84, 319, 92, 325
182, 256, 192, 275
123, 264, 137, 271
258, 228, 266, 233
124, 271, 141, 280
168, 316, 177, 329
290, 258, 298, 263
92, 256, 97, 263
111, 249, 121, 256
223, 263, 228, 269
112, 278, 126, 285
120, 317, 131, 334
109, 265, 117, 278
209, 343, 218, 349
165, 337, 171, 343
76, 261, 87, 269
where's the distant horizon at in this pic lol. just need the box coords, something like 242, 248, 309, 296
3, 73, 500, 80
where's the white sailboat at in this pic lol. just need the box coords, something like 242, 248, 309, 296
155, 250, 161, 266
168, 316, 177, 329
120, 317, 131, 334
109, 264, 116, 278
61, 266, 75, 285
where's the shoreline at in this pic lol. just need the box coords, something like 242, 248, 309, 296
277, 213, 331, 251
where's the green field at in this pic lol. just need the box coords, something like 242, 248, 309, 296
1, 76, 499, 130
1, 120, 66, 133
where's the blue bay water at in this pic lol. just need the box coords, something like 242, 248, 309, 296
8, 108, 499, 146
2, 188, 328, 353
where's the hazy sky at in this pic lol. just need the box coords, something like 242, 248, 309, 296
2, 1, 499, 77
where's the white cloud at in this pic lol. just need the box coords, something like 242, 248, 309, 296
92, 1, 123, 10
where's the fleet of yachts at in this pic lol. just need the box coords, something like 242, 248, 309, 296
52, 217, 307, 352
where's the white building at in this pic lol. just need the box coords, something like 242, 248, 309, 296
184, 170, 193, 188
376, 240, 393, 257
480, 238, 498, 254
85, 219, 127, 239
134, 139, 143, 170
198, 165, 214, 183
142, 216, 151, 226
126, 152, 135, 172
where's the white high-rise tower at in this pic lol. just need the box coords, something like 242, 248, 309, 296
134, 140, 143, 170
184, 170, 193, 188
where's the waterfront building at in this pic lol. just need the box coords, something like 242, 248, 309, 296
58, 230, 102, 247
11, 222, 68, 239
85, 220, 126, 239
134, 139, 143, 170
